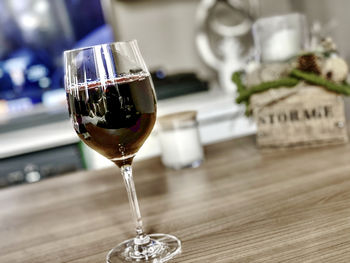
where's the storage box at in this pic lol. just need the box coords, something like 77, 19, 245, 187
251, 84, 348, 148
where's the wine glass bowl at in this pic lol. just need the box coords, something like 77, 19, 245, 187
64, 42, 156, 167
64, 41, 181, 262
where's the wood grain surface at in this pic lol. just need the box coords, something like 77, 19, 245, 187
1, 135, 350, 262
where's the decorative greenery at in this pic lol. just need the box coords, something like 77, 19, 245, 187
232, 71, 246, 94
233, 68, 350, 111
232, 72, 250, 114
234, 77, 299, 103
290, 69, 350, 96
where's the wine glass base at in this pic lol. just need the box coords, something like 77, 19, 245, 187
106, 233, 181, 263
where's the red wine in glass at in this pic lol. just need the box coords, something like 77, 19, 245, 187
64, 41, 181, 263
67, 73, 156, 167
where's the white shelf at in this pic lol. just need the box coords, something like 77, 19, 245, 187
0, 89, 256, 169
0, 120, 78, 159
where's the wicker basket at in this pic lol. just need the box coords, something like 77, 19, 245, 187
251, 84, 348, 148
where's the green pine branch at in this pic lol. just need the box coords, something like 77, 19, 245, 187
232, 71, 246, 94
232, 71, 251, 115
290, 69, 350, 95
235, 77, 299, 104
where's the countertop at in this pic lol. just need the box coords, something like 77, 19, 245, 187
1, 135, 350, 262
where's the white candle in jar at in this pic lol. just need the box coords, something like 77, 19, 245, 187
158, 111, 204, 170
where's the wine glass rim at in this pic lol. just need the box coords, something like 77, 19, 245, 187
63, 40, 138, 54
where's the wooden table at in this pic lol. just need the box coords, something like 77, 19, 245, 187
2, 136, 350, 262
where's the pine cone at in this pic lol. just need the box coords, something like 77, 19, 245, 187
297, 54, 321, 74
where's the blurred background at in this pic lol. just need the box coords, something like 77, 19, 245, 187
1, 0, 350, 188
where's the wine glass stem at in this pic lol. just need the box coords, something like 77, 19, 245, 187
120, 165, 149, 244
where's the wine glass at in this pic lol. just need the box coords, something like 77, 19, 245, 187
64, 41, 181, 262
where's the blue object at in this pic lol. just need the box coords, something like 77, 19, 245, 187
0, 0, 109, 105
0, 48, 53, 103
74, 25, 114, 49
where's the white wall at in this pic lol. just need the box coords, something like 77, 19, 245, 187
108, 0, 214, 80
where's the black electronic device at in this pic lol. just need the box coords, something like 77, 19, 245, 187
151, 71, 209, 100
0, 143, 84, 188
